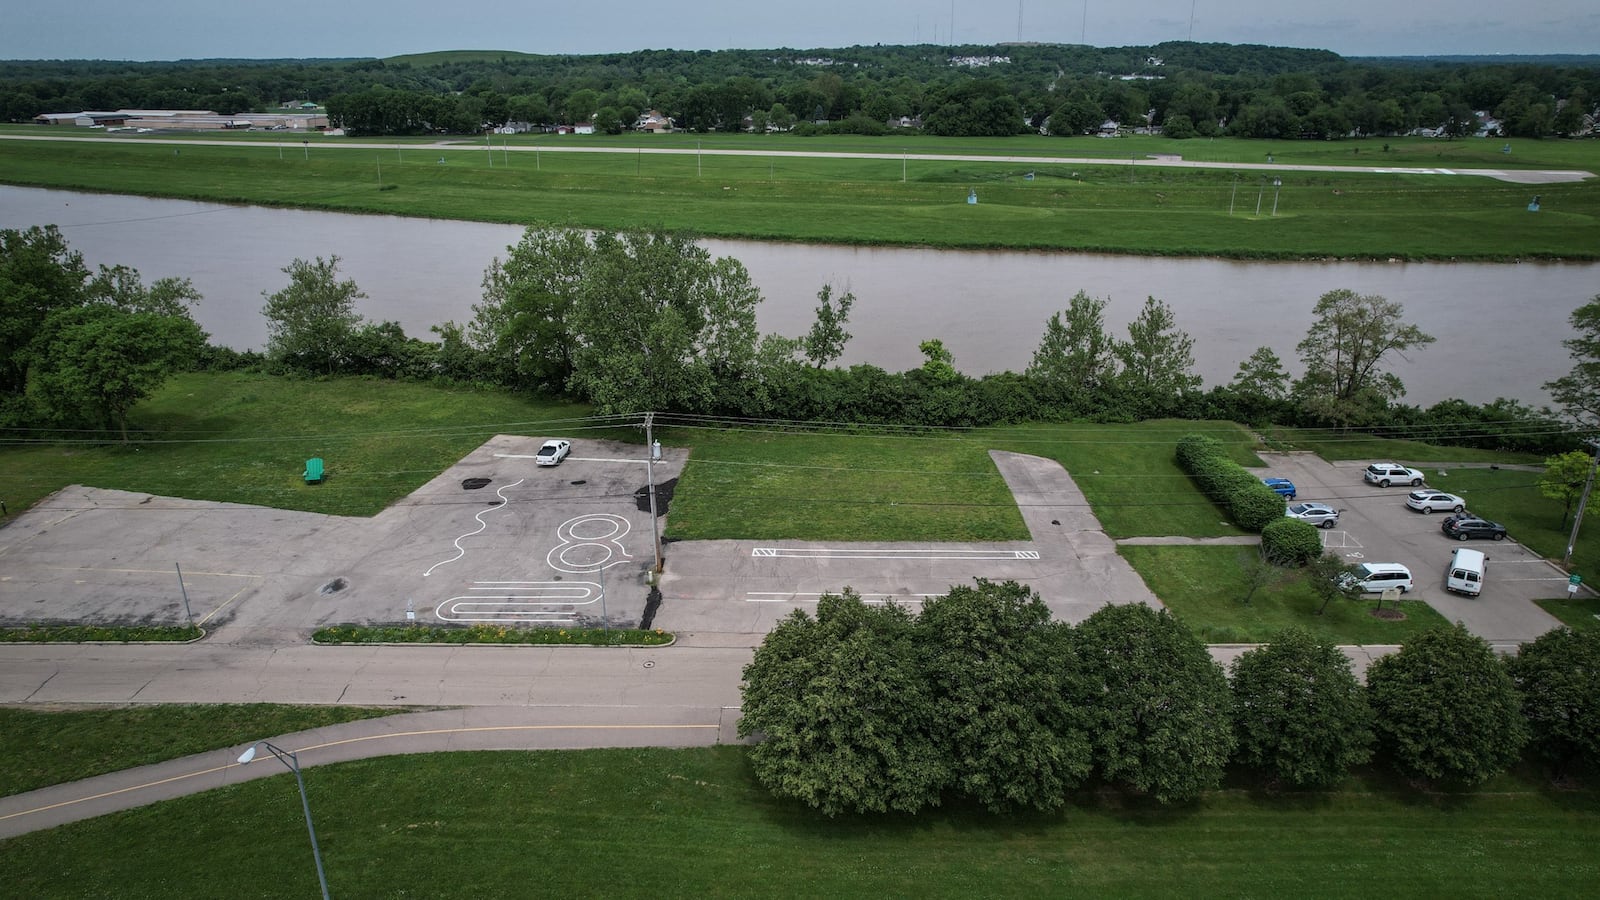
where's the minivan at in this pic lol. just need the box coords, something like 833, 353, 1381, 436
1342, 562, 1414, 594
1445, 547, 1486, 596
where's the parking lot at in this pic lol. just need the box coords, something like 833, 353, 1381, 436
0, 436, 682, 640
1254, 452, 1573, 647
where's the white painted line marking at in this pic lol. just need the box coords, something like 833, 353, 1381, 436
745, 592, 938, 604
750, 547, 1039, 561
547, 513, 634, 574
435, 581, 601, 622
423, 478, 524, 577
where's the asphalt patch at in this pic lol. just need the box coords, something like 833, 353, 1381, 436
461, 477, 492, 490
319, 577, 349, 595
640, 585, 663, 629
634, 477, 677, 516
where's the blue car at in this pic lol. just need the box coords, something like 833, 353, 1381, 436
1263, 478, 1297, 499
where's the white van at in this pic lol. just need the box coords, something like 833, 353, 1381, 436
1445, 547, 1486, 596
1342, 562, 1414, 594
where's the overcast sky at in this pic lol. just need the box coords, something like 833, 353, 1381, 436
6, 0, 1597, 61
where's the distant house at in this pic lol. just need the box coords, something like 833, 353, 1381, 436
636, 109, 673, 133
889, 115, 923, 129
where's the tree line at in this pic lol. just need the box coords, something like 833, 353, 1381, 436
2, 41, 1595, 139
738, 581, 1600, 815
3, 223, 1589, 456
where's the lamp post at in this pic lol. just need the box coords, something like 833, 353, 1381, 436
238, 741, 330, 900
1271, 177, 1283, 216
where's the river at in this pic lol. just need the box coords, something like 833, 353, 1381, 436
2, 185, 1590, 407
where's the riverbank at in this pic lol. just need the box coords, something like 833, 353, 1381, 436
2, 132, 1597, 260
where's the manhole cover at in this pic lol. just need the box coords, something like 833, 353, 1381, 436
643, 660, 655, 669
319, 577, 348, 595
461, 478, 491, 490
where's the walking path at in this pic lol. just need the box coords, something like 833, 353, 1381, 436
0, 638, 1405, 839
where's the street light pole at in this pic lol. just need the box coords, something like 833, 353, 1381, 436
1271, 177, 1283, 216
1563, 439, 1600, 568
238, 741, 330, 900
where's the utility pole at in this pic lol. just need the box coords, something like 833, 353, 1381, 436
644, 412, 663, 573
1563, 438, 1600, 568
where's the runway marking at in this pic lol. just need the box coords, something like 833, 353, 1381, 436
547, 514, 634, 574
422, 478, 524, 577
746, 592, 937, 604
0, 724, 718, 826
435, 581, 601, 622
750, 547, 1039, 561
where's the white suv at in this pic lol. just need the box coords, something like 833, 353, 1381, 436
1364, 463, 1425, 488
1341, 562, 1414, 594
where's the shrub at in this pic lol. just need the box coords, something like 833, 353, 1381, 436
1507, 627, 1600, 774
1231, 627, 1374, 788
1233, 481, 1288, 531
1366, 624, 1529, 786
1175, 432, 1280, 533
1260, 518, 1323, 566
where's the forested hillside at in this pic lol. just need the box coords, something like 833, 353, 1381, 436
2, 41, 1596, 139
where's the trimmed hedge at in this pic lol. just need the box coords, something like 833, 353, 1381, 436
1261, 518, 1324, 566
1176, 434, 1284, 533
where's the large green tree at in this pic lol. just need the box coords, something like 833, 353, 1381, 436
471, 226, 589, 392
261, 256, 366, 375
1537, 450, 1595, 529
1115, 295, 1201, 403
1294, 289, 1435, 425
1230, 627, 1374, 788
566, 229, 766, 414
1366, 624, 1529, 785
1027, 290, 1118, 397
1507, 627, 1600, 774
0, 225, 91, 401
917, 580, 1091, 813
1544, 295, 1600, 428
1073, 603, 1235, 803
738, 590, 948, 816
801, 283, 855, 368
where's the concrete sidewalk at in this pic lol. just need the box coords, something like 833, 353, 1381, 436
0, 704, 738, 839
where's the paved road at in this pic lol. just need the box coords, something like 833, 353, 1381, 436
3, 133, 1590, 184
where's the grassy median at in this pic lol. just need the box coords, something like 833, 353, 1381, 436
2, 132, 1596, 259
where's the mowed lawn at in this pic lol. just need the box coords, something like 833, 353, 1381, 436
2, 748, 1596, 899
0, 372, 604, 517
1122, 545, 1452, 644
662, 425, 1027, 542
983, 419, 1261, 538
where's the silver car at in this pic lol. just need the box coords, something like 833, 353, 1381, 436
1286, 502, 1341, 529
1406, 489, 1465, 514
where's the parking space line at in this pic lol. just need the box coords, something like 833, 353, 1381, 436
746, 592, 939, 604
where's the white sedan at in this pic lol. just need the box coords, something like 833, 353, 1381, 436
535, 439, 572, 466
1406, 489, 1465, 514
1286, 502, 1341, 529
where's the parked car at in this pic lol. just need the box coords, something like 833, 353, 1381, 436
1286, 502, 1340, 528
1263, 477, 1297, 499
1340, 562, 1414, 594
1406, 489, 1466, 514
1441, 514, 1507, 541
1364, 463, 1425, 487
535, 439, 572, 466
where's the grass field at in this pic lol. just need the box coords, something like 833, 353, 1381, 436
1260, 426, 1548, 464
1536, 596, 1600, 631
0, 372, 605, 517
2, 747, 1596, 898
2, 131, 1596, 259
0, 704, 397, 797
1122, 544, 1452, 643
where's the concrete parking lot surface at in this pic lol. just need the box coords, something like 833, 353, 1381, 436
0, 436, 681, 642
1253, 452, 1572, 648
657, 451, 1160, 639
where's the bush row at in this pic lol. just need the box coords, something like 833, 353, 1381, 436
741, 583, 1598, 818
1175, 433, 1284, 532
